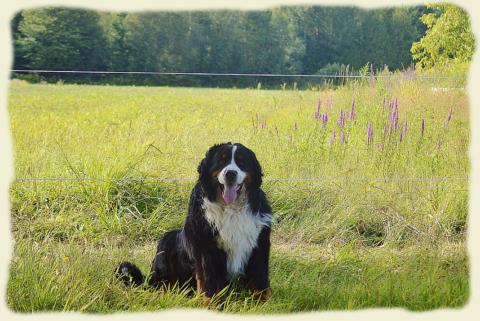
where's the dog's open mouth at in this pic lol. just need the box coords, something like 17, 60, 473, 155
220, 183, 243, 205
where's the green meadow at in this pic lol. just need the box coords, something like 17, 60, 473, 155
7, 78, 469, 313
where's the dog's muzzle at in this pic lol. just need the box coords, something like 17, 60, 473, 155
221, 170, 243, 205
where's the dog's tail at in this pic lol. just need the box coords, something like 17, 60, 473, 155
115, 261, 146, 287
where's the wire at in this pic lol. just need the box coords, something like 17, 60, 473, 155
11, 69, 464, 80
14, 177, 468, 182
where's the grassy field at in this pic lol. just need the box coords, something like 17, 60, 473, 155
7, 78, 469, 313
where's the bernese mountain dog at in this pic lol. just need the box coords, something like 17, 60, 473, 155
116, 142, 272, 302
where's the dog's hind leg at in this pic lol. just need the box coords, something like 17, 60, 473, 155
148, 230, 182, 289
148, 250, 171, 288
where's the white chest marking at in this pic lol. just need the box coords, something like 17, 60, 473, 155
203, 198, 271, 277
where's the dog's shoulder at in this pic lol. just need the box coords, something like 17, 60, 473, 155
183, 183, 217, 240
248, 187, 272, 216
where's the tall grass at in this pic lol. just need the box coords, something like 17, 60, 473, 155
7, 77, 469, 312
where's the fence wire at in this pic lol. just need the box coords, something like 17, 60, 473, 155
14, 177, 468, 182
11, 69, 464, 80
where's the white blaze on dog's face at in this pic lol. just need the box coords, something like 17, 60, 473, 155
217, 145, 247, 205
198, 143, 263, 205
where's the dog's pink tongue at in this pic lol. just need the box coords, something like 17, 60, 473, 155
223, 184, 239, 205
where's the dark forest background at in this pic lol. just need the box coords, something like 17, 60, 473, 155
10, 5, 471, 87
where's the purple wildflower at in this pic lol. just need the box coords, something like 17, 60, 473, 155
322, 113, 328, 126
261, 118, 267, 129
350, 99, 356, 121
436, 139, 442, 150
367, 122, 374, 146
314, 100, 322, 119
388, 111, 393, 134
421, 118, 425, 137
393, 105, 399, 132
388, 107, 396, 134
331, 129, 336, 145
340, 131, 346, 144
383, 125, 387, 138
338, 109, 345, 128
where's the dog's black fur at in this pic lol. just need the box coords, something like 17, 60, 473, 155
116, 143, 272, 301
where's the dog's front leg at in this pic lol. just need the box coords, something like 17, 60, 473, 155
245, 227, 272, 300
195, 248, 228, 304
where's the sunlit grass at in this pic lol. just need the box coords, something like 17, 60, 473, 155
7, 79, 469, 312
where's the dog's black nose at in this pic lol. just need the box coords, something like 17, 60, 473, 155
225, 170, 237, 183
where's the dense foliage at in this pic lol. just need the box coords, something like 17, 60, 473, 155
11, 5, 474, 87
11, 6, 427, 86
411, 3, 475, 71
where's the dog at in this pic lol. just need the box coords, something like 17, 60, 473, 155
116, 142, 273, 302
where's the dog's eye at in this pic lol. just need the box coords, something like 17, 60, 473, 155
236, 157, 245, 166
219, 154, 227, 163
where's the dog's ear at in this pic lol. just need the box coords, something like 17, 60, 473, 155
237, 143, 263, 188
197, 143, 224, 177
250, 150, 263, 188
197, 158, 205, 175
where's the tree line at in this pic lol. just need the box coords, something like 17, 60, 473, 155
9, 5, 473, 87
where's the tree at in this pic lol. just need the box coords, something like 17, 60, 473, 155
17, 8, 107, 75
99, 12, 129, 71
411, 3, 475, 70
11, 11, 29, 70
270, 7, 305, 74
10, 6, 432, 87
